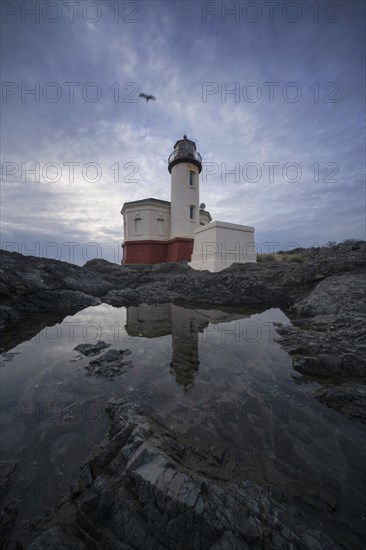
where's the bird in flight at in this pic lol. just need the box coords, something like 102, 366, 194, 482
139, 93, 156, 102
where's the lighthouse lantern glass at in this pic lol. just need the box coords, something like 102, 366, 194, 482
176, 140, 194, 156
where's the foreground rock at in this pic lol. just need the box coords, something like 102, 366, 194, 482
13, 399, 336, 549
84, 348, 133, 378
314, 384, 366, 423
275, 270, 366, 422
0, 251, 110, 330
1, 242, 365, 330
74, 340, 111, 356
0, 461, 19, 536
72, 342, 133, 378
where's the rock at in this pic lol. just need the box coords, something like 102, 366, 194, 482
0, 461, 18, 490
1, 242, 365, 331
103, 287, 142, 306
0, 351, 21, 365
104, 285, 179, 306
11, 398, 338, 550
293, 355, 343, 377
290, 372, 308, 385
0, 499, 20, 534
294, 272, 366, 317
0, 461, 19, 535
277, 271, 366, 420
314, 384, 366, 423
84, 348, 133, 378
27, 526, 85, 550
293, 356, 323, 376
0, 249, 111, 331
69, 480, 85, 500
73, 340, 110, 356
277, 311, 366, 379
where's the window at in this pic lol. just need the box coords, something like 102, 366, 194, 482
189, 171, 195, 186
134, 217, 142, 235
189, 205, 195, 220
157, 218, 164, 236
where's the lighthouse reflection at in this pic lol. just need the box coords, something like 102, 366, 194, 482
125, 304, 247, 388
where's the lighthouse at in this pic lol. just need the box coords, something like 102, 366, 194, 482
121, 134, 255, 269
121, 136, 211, 264
166, 135, 206, 261
168, 135, 201, 239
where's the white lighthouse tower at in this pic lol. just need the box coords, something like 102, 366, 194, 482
168, 135, 202, 240
121, 135, 211, 264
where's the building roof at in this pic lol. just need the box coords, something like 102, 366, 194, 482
121, 197, 212, 217
173, 136, 196, 149
121, 198, 170, 214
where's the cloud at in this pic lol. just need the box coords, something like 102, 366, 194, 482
1, 0, 365, 264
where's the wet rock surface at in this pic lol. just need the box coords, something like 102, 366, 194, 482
314, 383, 366, 423
73, 340, 111, 357
0, 251, 110, 329
84, 348, 133, 378
0, 461, 19, 536
275, 268, 366, 421
72, 341, 134, 378
11, 399, 338, 549
1, 242, 364, 325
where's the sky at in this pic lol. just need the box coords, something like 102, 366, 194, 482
1, 0, 365, 265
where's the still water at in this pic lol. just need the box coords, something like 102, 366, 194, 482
1, 303, 365, 546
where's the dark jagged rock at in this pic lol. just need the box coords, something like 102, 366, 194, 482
104, 284, 179, 306
293, 272, 366, 317
1, 242, 365, 328
0, 461, 19, 537
314, 384, 366, 423
0, 250, 109, 330
275, 274, 366, 381
14, 399, 337, 550
84, 348, 133, 378
73, 340, 111, 357
275, 268, 366, 420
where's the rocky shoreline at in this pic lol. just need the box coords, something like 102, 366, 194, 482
274, 268, 366, 423
0, 241, 365, 547
7, 398, 339, 549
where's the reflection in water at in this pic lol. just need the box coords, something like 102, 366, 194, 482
125, 304, 249, 387
0, 312, 74, 353
0, 303, 365, 547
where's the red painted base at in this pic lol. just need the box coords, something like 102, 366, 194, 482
166, 238, 194, 262
122, 238, 194, 264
